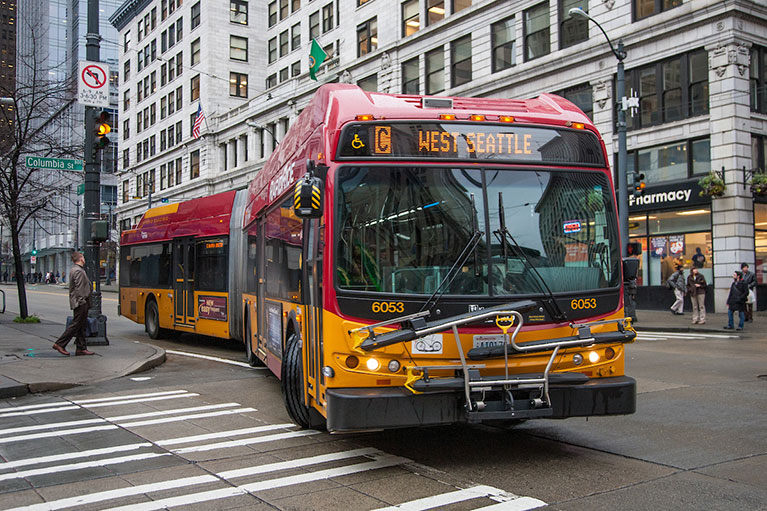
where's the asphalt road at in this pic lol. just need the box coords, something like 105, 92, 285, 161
1, 284, 765, 510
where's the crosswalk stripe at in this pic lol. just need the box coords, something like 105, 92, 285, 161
0, 405, 80, 418
119, 407, 257, 428
83, 393, 199, 408
72, 390, 190, 404
635, 331, 738, 339
171, 429, 320, 454
1, 475, 219, 511
0, 401, 70, 413
156, 423, 297, 446
0, 452, 171, 482
372, 485, 508, 511
473, 496, 548, 510
0, 418, 105, 436
0, 443, 152, 471
216, 447, 381, 479
105, 403, 240, 422
165, 349, 260, 368
101, 456, 411, 511
0, 425, 118, 444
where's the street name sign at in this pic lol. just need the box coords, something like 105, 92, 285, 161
25, 157, 84, 171
78, 61, 110, 108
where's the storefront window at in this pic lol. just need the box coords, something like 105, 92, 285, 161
638, 142, 688, 183
755, 204, 767, 284
691, 138, 711, 175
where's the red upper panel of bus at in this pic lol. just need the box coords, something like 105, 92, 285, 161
243, 84, 599, 228
121, 190, 236, 245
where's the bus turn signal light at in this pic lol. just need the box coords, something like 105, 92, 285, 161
439, 114, 456, 121
470, 114, 486, 121
356, 114, 375, 121
499, 116, 515, 123
572, 122, 585, 129
346, 355, 359, 369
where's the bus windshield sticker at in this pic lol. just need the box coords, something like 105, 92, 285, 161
336, 122, 605, 166
411, 334, 443, 355
198, 295, 227, 321
563, 220, 582, 234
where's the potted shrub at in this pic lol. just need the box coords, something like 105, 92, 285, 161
751, 170, 767, 197
698, 172, 725, 198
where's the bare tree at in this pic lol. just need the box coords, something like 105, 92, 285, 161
0, 20, 83, 318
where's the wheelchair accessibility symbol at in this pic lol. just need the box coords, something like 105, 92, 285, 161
351, 134, 365, 149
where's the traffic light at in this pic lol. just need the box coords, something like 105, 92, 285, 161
628, 170, 645, 197
93, 110, 112, 158
31, 249, 37, 256
160, 198, 169, 203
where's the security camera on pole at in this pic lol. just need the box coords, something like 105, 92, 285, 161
76, 0, 109, 345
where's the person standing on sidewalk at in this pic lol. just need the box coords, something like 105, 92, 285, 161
724, 270, 748, 331
741, 263, 756, 322
52, 251, 95, 356
668, 264, 686, 315
686, 266, 707, 324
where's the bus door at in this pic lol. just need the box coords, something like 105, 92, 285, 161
303, 219, 324, 406
173, 238, 196, 326
255, 220, 268, 359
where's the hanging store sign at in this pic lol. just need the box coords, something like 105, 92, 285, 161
627, 178, 710, 212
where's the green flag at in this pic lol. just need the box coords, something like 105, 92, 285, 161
308, 39, 328, 81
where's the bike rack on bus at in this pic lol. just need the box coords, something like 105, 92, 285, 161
352, 303, 635, 419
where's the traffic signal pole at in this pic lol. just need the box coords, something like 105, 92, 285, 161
83, 0, 108, 345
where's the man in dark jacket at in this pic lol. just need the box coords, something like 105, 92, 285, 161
741, 263, 756, 321
686, 267, 707, 324
668, 264, 686, 315
724, 270, 748, 331
52, 251, 95, 356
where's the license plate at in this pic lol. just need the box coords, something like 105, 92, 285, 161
473, 334, 506, 349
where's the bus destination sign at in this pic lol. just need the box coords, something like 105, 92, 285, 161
336, 122, 605, 166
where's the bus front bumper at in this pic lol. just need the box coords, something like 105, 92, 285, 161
325, 375, 636, 433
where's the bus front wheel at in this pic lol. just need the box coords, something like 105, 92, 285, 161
145, 300, 164, 340
282, 334, 324, 430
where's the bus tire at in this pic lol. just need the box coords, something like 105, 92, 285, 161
145, 299, 164, 340
282, 334, 324, 430
244, 315, 264, 367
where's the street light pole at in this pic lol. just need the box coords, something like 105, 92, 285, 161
569, 8, 628, 257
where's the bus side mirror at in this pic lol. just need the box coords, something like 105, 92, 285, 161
294, 174, 324, 218
622, 258, 639, 281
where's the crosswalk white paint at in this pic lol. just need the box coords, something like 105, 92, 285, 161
0, 424, 119, 444
373, 485, 510, 511
0, 452, 171, 482
82, 392, 200, 408
156, 423, 301, 446
474, 497, 548, 510
170, 429, 320, 454
0, 406, 80, 418
0, 442, 152, 471
72, 390, 191, 404
165, 349, 262, 368
635, 330, 739, 341
118, 407, 257, 428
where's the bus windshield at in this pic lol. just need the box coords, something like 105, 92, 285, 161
335, 166, 620, 296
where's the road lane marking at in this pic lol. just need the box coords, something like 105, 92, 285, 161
105, 403, 240, 422
216, 447, 381, 479
373, 485, 509, 511
171, 429, 320, 454
0, 406, 81, 418
73, 390, 190, 404
101, 456, 411, 511
165, 349, 262, 368
0, 443, 152, 471
0, 418, 105, 436
0, 391, 194, 417
0, 425, 118, 444
157, 423, 297, 446
82, 393, 199, 408
473, 497, 548, 510
0, 452, 171, 482
119, 407, 257, 427
0, 401, 72, 413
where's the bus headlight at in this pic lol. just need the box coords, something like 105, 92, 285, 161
588, 351, 600, 363
388, 360, 401, 373
321, 366, 335, 378
366, 358, 380, 371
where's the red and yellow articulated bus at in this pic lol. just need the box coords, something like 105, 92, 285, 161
120, 84, 637, 432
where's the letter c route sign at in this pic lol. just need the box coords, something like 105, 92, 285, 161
78, 61, 110, 108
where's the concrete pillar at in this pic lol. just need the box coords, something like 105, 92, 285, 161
707, 39, 754, 312
275, 120, 286, 145
229, 140, 237, 170
251, 128, 262, 160
239, 135, 248, 164
264, 127, 274, 158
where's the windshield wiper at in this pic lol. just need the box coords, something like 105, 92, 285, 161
494, 191, 568, 323
420, 193, 483, 314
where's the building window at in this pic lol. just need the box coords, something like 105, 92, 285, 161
625, 137, 711, 185
426, 47, 445, 94
176, 18, 183, 42
559, 0, 587, 49
402, 0, 419, 37
293, 0, 301, 12
191, 2, 200, 29
280, 67, 289, 82
230, 72, 248, 97
619, 49, 709, 130
123, 90, 130, 111
266, 74, 277, 88
402, 57, 419, 94
750, 46, 766, 114
124, 30, 131, 52
322, 3, 334, 32
524, 3, 550, 61
176, 86, 183, 110
280, 0, 289, 19
427, 0, 444, 26
291, 61, 301, 77
122, 181, 129, 203
268, 38, 277, 64
559, 83, 593, 120
291, 23, 301, 51
453, 0, 471, 12
358, 0, 372, 5
451, 35, 471, 87
123, 60, 131, 81
357, 17, 377, 57
190, 150, 200, 179
491, 16, 515, 73
176, 52, 183, 76
231, 0, 248, 24
191, 74, 200, 101
230, 35, 248, 61
160, 130, 167, 151
279, 30, 289, 57
634, 0, 682, 21
358, 74, 377, 92
191, 38, 201, 65
268, 2, 277, 27
309, 12, 320, 39
123, 119, 130, 139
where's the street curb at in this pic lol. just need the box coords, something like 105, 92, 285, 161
126, 345, 167, 376
0, 375, 28, 399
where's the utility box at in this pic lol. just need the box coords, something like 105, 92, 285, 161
91, 220, 109, 242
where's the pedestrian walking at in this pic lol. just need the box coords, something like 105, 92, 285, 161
741, 263, 756, 322
667, 264, 686, 315
724, 270, 748, 331
686, 267, 707, 324
2, 270, 7, 282
52, 251, 95, 356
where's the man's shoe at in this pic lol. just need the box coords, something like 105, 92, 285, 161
736, 327, 743, 331
75, 349, 96, 356
723, 326, 734, 330
52, 344, 69, 356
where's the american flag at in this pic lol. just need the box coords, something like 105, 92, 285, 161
192, 103, 205, 139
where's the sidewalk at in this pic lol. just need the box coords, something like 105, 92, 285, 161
0, 315, 165, 399
631, 307, 763, 335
